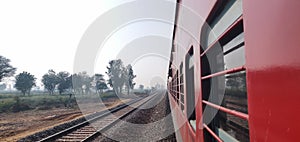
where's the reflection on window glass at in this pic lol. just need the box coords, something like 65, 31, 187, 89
189, 54, 194, 69
205, 33, 245, 75
223, 33, 244, 53
180, 62, 184, 112
207, 0, 243, 46
186, 47, 196, 131
224, 46, 245, 70
223, 71, 247, 113
203, 71, 249, 142
190, 120, 196, 131
217, 113, 249, 142
216, 71, 249, 141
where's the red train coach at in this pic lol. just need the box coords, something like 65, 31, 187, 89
167, 0, 300, 141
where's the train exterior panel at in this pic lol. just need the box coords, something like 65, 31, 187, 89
167, 0, 300, 141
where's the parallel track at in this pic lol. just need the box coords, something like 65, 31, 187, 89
38, 94, 156, 142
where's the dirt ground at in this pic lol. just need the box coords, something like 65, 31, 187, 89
0, 98, 130, 142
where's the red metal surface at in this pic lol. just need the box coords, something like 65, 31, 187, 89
202, 100, 249, 120
168, 92, 187, 142
169, 0, 300, 142
243, 0, 300, 141
201, 66, 245, 80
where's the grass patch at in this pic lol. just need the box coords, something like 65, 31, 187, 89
0, 91, 120, 113
0, 94, 77, 113
0, 98, 15, 113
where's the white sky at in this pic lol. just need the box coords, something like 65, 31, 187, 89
0, 0, 175, 88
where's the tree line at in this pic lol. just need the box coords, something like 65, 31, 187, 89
41, 70, 109, 95
0, 55, 136, 96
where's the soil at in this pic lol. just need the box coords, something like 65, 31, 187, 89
0, 98, 130, 142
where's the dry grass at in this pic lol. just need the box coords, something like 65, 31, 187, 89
0, 98, 131, 142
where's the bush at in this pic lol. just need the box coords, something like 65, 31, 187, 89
11, 103, 30, 112
100, 92, 118, 99
0, 94, 78, 113
0, 93, 17, 99
0, 99, 15, 113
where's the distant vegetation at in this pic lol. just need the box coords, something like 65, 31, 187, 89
0, 55, 16, 82
0, 91, 119, 113
0, 94, 75, 113
106, 59, 136, 95
0, 55, 139, 113
14, 72, 36, 95
0, 55, 137, 97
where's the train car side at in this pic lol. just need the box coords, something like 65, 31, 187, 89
168, 0, 300, 142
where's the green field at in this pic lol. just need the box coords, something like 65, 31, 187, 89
0, 92, 119, 113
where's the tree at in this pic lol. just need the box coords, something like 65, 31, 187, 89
106, 60, 136, 95
94, 74, 107, 94
0, 55, 16, 82
57, 71, 72, 95
97, 82, 108, 94
81, 72, 93, 95
106, 59, 125, 95
72, 73, 84, 94
72, 72, 93, 95
139, 85, 144, 90
14, 71, 36, 95
42, 70, 59, 95
124, 64, 136, 95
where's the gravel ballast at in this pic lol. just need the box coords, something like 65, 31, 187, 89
95, 91, 177, 142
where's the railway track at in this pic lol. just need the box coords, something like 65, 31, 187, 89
38, 94, 156, 142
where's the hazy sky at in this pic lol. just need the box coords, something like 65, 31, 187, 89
0, 0, 175, 88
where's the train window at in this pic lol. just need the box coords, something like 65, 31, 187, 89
176, 70, 180, 104
201, 0, 249, 141
204, 18, 244, 75
214, 71, 248, 141
207, 0, 243, 46
173, 70, 179, 104
224, 45, 245, 70
179, 63, 184, 112
224, 71, 247, 113
224, 33, 245, 70
222, 71, 248, 139
171, 70, 179, 104
168, 62, 173, 77
185, 47, 196, 131
172, 73, 176, 101
223, 33, 244, 54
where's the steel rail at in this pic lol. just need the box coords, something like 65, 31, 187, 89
38, 94, 155, 142
82, 93, 158, 141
